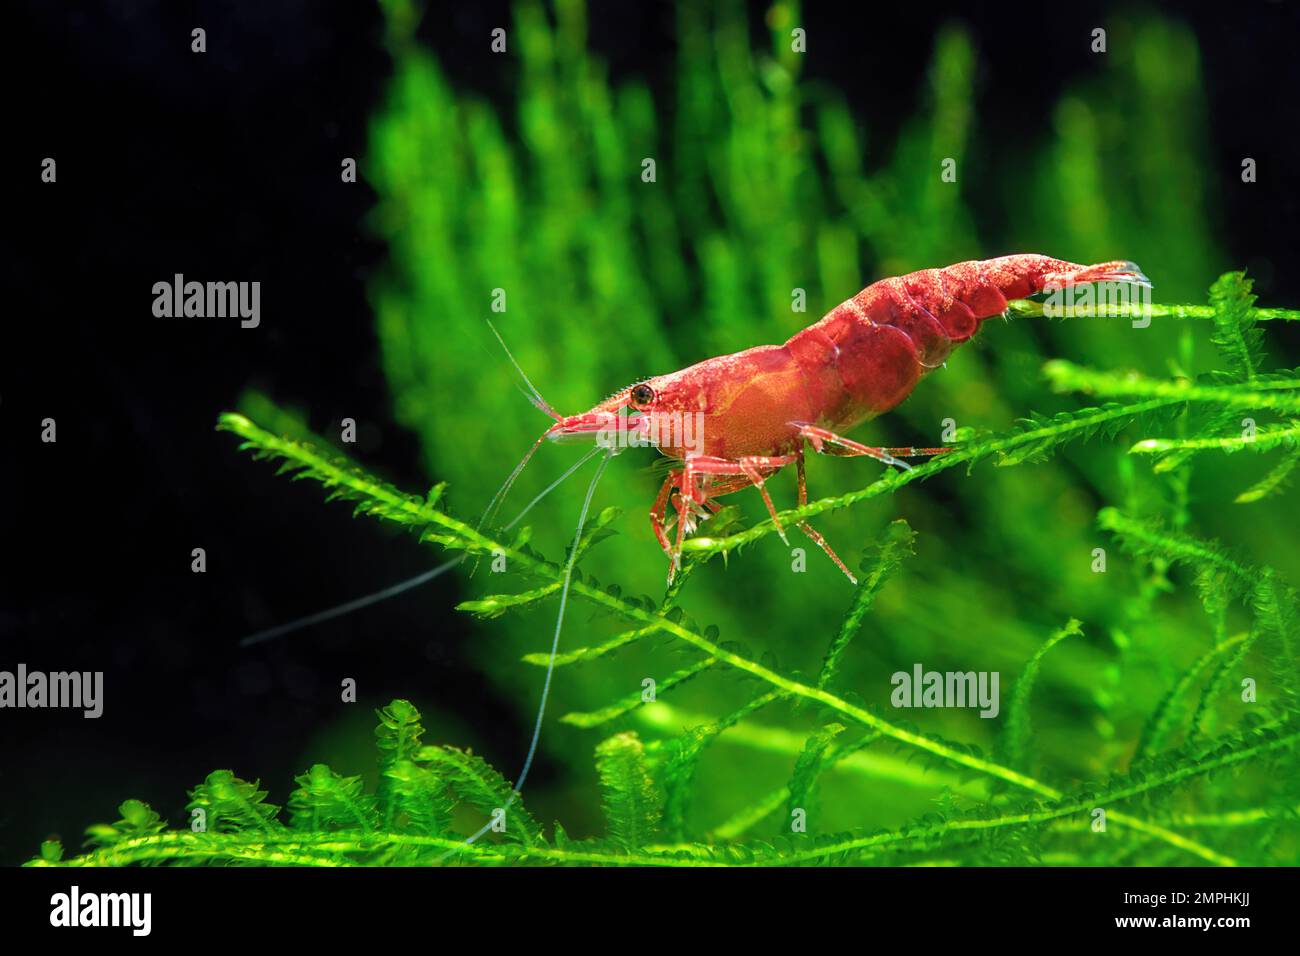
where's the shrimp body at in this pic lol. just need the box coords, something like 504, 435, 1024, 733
544, 254, 1148, 581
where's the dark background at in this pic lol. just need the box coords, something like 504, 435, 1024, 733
3, 0, 1299, 866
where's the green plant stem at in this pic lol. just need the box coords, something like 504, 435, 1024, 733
1131, 421, 1300, 455
770, 728, 1297, 866
28, 830, 720, 868
1044, 361, 1300, 413
1006, 299, 1300, 323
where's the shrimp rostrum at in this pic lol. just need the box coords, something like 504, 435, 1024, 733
516, 254, 1148, 585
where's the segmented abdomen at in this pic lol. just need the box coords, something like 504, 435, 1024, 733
783, 255, 1143, 432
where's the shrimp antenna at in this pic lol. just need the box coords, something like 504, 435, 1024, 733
236, 436, 587, 647
444, 446, 614, 860
503, 445, 603, 532
474, 429, 548, 538
486, 319, 560, 422
472, 319, 570, 542
238, 555, 465, 647
237, 428, 569, 646
238, 325, 572, 646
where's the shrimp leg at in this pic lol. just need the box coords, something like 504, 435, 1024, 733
786, 424, 952, 583
793, 449, 858, 585
793, 423, 953, 469
663, 453, 800, 582
658, 434, 951, 583
650, 472, 679, 557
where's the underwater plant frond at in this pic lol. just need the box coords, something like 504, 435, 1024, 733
32, 699, 1300, 867
415, 745, 543, 846
784, 722, 848, 831
1098, 508, 1254, 605
457, 582, 562, 619
595, 732, 663, 851
660, 690, 784, 840
681, 398, 1187, 557
84, 800, 167, 850
1004, 298, 1300, 323
817, 519, 915, 691
217, 413, 453, 541
374, 698, 426, 770
1189, 630, 1262, 743
521, 623, 664, 667
1043, 362, 1300, 415
288, 765, 377, 833
1137, 633, 1249, 759
1235, 445, 1300, 503
1208, 270, 1263, 381
1130, 420, 1300, 457
1101, 508, 1300, 742
379, 759, 453, 840
1000, 619, 1082, 771
372, 699, 454, 838
560, 656, 718, 728
1251, 568, 1300, 714
187, 770, 283, 834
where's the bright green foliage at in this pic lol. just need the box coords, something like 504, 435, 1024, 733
562, 657, 717, 728
1137, 635, 1246, 760
817, 521, 915, 690
1234, 445, 1300, 503
1001, 621, 1082, 772
188, 771, 282, 833
373, 700, 453, 838
344, 1, 1300, 865
36, 287, 1300, 863
288, 765, 377, 833
784, 722, 846, 830
1209, 272, 1263, 381
84, 800, 167, 849
659, 691, 782, 840
595, 732, 663, 851
375, 698, 426, 766
415, 745, 543, 846
459, 583, 561, 620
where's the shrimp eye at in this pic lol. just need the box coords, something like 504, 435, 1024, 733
630, 383, 655, 406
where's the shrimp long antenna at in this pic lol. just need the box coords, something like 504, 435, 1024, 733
238, 555, 465, 648
236, 436, 588, 648
237, 323, 576, 664
474, 430, 547, 536
472, 319, 572, 547
445, 447, 614, 859
502, 445, 603, 531
486, 319, 560, 422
